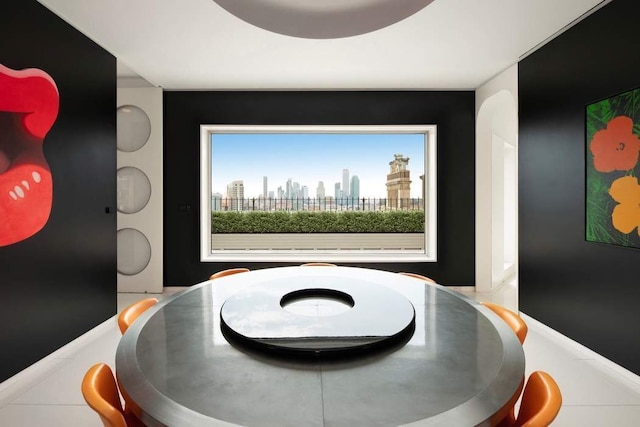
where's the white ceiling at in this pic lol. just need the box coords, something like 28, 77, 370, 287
37, 0, 608, 90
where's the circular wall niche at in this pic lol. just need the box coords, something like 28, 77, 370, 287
117, 105, 151, 152
117, 167, 152, 214
117, 228, 152, 275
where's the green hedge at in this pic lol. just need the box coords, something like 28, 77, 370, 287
211, 211, 424, 233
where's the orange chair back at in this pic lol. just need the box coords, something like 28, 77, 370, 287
82, 363, 128, 427
300, 262, 337, 267
483, 302, 528, 344
209, 268, 250, 280
118, 297, 158, 334
515, 371, 562, 427
398, 272, 436, 284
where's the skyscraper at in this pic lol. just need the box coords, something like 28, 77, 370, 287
263, 176, 267, 198
286, 178, 293, 198
342, 168, 350, 198
226, 180, 244, 211
350, 175, 360, 200
334, 182, 341, 199
317, 181, 325, 200
211, 192, 223, 211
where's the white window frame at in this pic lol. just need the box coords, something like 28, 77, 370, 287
200, 125, 437, 263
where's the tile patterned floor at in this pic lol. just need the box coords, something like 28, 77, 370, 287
1, 283, 639, 426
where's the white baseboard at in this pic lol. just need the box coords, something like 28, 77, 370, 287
521, 313, 640, 390
0, 316, 116, 407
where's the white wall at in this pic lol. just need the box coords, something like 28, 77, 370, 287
475, 65, 518, 293
117, 87, 163, 293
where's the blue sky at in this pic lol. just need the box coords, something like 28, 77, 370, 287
211, 133, 425, 198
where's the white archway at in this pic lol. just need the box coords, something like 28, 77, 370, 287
476, 89, 518, 293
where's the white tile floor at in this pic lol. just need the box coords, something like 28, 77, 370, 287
1, 282, 639, 426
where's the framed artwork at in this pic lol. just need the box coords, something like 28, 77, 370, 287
586, 87, 640, 249
0, 63, 59, 247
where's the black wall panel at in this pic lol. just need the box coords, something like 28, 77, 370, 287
519, 0, 640, 374
0, 2, 116, 381
163, 91, 475, 285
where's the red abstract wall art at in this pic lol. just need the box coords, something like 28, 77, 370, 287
0, 63, 59, 246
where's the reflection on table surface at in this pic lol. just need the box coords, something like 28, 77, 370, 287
116, 266, 525, 427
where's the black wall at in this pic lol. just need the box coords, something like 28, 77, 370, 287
519, 0, 640, 375
0, 2, 116, 381
164, 91, 475, 285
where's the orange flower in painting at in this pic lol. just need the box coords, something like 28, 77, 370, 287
590, 116, 640, 172
609, 176, 640, 236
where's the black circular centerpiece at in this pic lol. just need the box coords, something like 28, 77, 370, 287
220, 277, 416, 357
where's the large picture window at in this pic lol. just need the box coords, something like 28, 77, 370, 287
200, 125, 437, 262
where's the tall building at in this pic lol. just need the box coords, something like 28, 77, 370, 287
286, 178, 293, 198
263, 176, 268, 198
211, 192, 223, 211
350, 175, 360, 200
386, 154, 411, 209
317, 181, 325, 200
226, 180, 244, 211
293, 181, 301, 199
334, 182, 341, 199
342, 168, 350, 198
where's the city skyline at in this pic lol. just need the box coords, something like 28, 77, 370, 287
210, 132, 425, 198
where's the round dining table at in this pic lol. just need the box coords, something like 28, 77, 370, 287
116, 266, 525, 427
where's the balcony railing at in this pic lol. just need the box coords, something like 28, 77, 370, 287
212, 197, 424, 212
207, 197, 429, 259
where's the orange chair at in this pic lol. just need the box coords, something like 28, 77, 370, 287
300, 262, 337, 267
483, 301, 528, 345
398, 272, 436, 284
497, 371, 562, 427
81, 363, 145, 427
117, 298, 158, 335
209, 267, 250, 280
